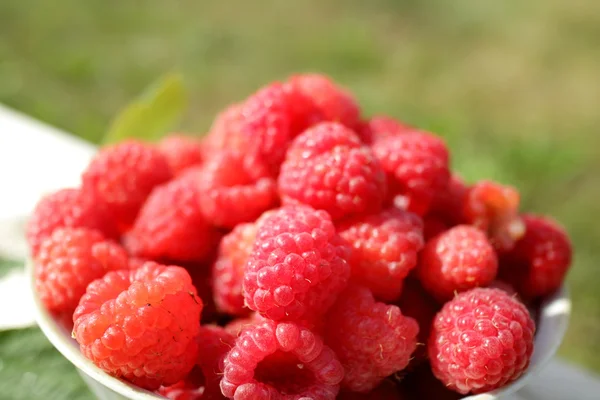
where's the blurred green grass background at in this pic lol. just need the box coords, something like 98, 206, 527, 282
1, 0, 599, 398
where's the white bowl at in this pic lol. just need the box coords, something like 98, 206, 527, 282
27, 261, 570, 400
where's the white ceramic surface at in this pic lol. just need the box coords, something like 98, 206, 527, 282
28, 259, 570, 400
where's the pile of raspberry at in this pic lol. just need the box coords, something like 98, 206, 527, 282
29, 73, 573, 399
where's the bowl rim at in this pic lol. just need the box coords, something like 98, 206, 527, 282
27, 260, 571, 400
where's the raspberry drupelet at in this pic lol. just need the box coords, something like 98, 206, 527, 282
157, 134, 203, 175
278, 122, 387, 220
220, 319, 345, 400
73, 262, 202, 390
357, 115, 414, 144
124, 173, 220, 263
428, 288, 535, 394
337, 208, 424, 301
499, 214, 572, 299
417, 225, 498, 301
213, 222, 258, 315
243, 205, 351, 323
196, 151, 278, 228
324, 285, 419, 393
463, 180, 525, 252
372, 131, 450, 216
82, 140, 172, 229
26, 188, 118, 256
34, 227, 129, 315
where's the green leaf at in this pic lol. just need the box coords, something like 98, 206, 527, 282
102, 73, 187, 144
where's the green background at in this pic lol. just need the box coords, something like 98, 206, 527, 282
1, 1, 599, 398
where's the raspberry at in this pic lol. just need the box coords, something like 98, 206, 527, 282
82, 140, 172, 229
324, 285, 419, 392
26, 188, 117, 256
423, 215, 449, 241
184, 263, 220, 325
157, 134, 203, 175
285, 73, 361, 130
278, 122, 386, 220
73, 262, 202, 389
196, 325, 236, 399
225, 313, 265, 337
417, 225, 498, 301
463, 180, 525, 252
207, 84, 293, 173
372, 132, 450, 216
428, 288, 535, 394
34, 227, 128, 314
124, 173, 219, 263
396, 279, 439, 364
429, 174, 469, 226
196, 151, 278, 228
220, 320, 344, 400
499, 214, 572, 298
337, 208, 424, 301
338, 379, 405, 400
357, 115, 414, 144
213, 222, 257, 315
244, 205, 351, 322
158, 371, 205, 400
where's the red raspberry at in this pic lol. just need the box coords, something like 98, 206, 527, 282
499, 214, 572, 298
324, 285, 419, 393
396, 279, 440, 364
463, 180, 525, 252
285, 73, 360, 130
244, 205, 351, 322
124, 173, 219, 263
157, 369, 205, 400
429, 174, 469, 226
417, 225, 498, 301
372, 132, 450, 216
338, 379, 406, 400
337, 208, 424, 301
34, 227, 128, 314
157, 134, 203, 175
207, 84, 293, 173
196, 151, 278, 228
278, 122, 386, 220
73, 262, 202, 390
423, 215, 449, 241
26, 188, 117, 256
183, 263, 219, 325
225, 313, 265, 338
196, 325, 236, 399
428, 288, 535, 394
220, 320, 344, 400
82, 140, 173, 229
213, 222, 257, 315
357, 115, 414, 144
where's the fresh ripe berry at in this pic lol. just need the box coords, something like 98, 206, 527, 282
285, 73, 361, 130
82, 140, 172, 229
429, 174, 469, 226
157, 370, 205, 400
220, 320, 344, 400
337, 208, 424, 301
372, 132, 450, 216
124, 173, 219, 263
34, 227, 128, 314
73, 262, 202, 390
157, 134, 203, 175
396, 279, 440, 364
325, 285, 419, 392
207, 84, 293, 173
26, 188, 117, 256
463, 180, 525, 252
337, 379, 405, 400
183, 263, 219, 325
278, 122, 387, 220
244, 205, 351, 323
499, 214, 572, 298
417, 225, 498, 301
196, 151, 278, 228
357, 115, 414, 144
428, 288, 535, 394
224, 313, 265, 338
195, 325, 235, 399
213, 222, 257, 315
423, 215, 450, 241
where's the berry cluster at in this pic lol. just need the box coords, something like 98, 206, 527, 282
30, 73, 573, 399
